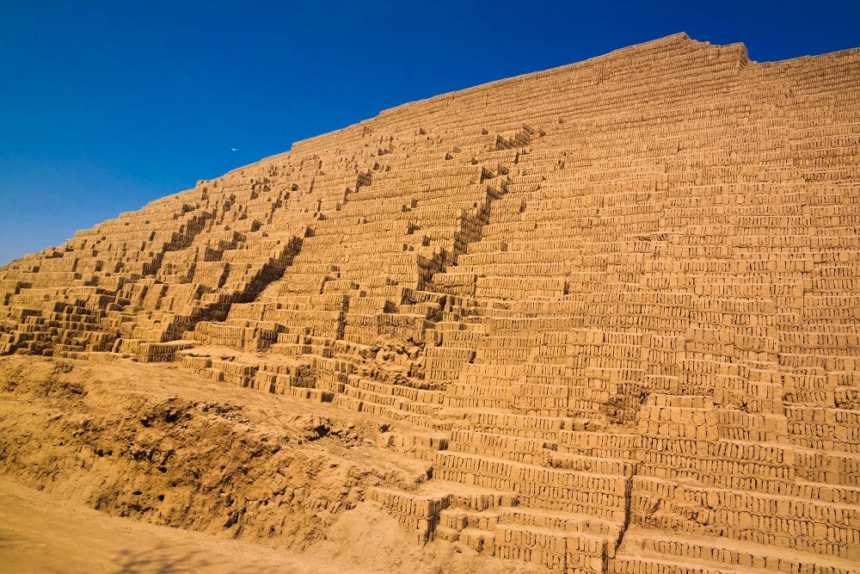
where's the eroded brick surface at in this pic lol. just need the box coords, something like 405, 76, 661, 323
2, 33, 859, 573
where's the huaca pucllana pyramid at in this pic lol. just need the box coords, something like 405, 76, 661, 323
2, 33, 860, 573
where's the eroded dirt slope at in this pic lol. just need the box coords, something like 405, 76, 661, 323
0, 356, 541, 573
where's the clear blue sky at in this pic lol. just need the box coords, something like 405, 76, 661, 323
1, 1, 858, 265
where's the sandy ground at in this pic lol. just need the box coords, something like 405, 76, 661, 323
0, 473, 541, 574
0, 356, 544, 574
0, 477, 335, 574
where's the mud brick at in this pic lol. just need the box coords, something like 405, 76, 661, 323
2, 32, 860, 574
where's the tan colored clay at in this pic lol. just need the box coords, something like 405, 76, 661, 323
2, 33, 859, 573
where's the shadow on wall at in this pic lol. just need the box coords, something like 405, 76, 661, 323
111, 544, 294, 574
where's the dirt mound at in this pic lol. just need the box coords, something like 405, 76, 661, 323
0, 357, 398, 549
0, 356, 545, 572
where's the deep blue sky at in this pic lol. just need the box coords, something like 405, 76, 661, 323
1, 1, 858, 265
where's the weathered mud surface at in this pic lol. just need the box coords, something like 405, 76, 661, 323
0, 356, 541, 573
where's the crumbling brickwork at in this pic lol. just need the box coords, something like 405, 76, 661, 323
2, 33, 859, 573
